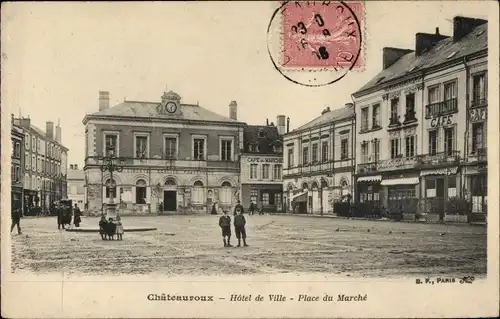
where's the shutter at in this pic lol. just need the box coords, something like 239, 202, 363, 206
146, 187, 151, 204
132, 187, 136, 204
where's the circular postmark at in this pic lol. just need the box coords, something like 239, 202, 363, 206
267, 1, 364, 87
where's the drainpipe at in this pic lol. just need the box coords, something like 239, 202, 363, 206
462, 57, 470, 200
419, 71, 426, 216
350, 94, 356, 215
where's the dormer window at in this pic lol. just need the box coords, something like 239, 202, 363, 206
250, 143, 259, 152
258, 130, 265, 138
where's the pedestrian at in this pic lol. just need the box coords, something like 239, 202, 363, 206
11, 207, 22, 235
116, 214, 124, 241
249, 201, 255, 215
99, 213, 107, 240
219, 210, 232, 247
73, 204, 82, 228
234, 209, 248, 247
57, 204, 65, 230
233, 200, 244, 216
258, 201, 264, 215
211, 202, 218, 215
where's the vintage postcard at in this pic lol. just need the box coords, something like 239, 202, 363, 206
1, 1, 499, 318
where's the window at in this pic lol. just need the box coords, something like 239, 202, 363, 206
361, 107, 369, 131
13, 142, 21, 158
287, 148, 294, 167
372, 104, 381, 128
104, 134, 118, 156
372, 139, 380, 162
164, 137, 177, 159
472, 73, 486, 105
341, 138, 348, 160
258, 130, 265, 138
273, 164, 282, 180
448, 176, 457, 198
312, 143, 318, 163
193, 138, 205, 160
428, 85, 440, 103
405, 135, 416, 157
250, 164, 258, 179
37, 138, 40, 151
135, 179, 147, 204
274, 193, 282, 208
390, 138, 399, 159
37, 156, 41, 172
261, 193, 270, 205
444, 127, 454, 156
25, 153, 29, 169
135, 135, 148, 158
444, 81, 457, 100
361, 142, 369, 163
250, 189, 258, 205
321, 141, 328, 162
426, 179, 436, 198
250, 143, 259, 152
428, 130, 438, 155
302, 146, 309, 165
405, 93, 415, 120
85, 128, 89, 157
390, 98, 399, 121
25, 134, 30, 150
220, 181, 232, 204
32, 155, 36, 170
220, 139, 232, 161
105, 179, 117, 199
11, 166, 15, 182
192, 181, 205, 204
262, 164, 270, 179
471, 123, 484, 153
32, 136, 35, 151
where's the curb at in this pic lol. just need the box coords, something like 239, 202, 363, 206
65, 227, 159, 233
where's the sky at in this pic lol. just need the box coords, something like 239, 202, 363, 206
1, 1, 492, 167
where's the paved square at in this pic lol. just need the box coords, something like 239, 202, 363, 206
10, 215, 486, 278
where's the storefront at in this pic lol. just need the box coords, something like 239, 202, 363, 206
356, 175, 382, 216
241, 183, 283, 213
12, 186, 23, 212
420, 167, 460, 215
380, 175, 420, 215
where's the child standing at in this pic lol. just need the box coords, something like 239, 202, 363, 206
234, 209, 248, 247
115, 213, 124, 240
218, 210, 232, 247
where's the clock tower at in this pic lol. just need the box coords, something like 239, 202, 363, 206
159, 90, 182, 115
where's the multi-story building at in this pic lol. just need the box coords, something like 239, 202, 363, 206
68, 164, 85, 211
240, 117, 286, 213
14, 117, 69, 214
11, 115, 25, 212
282, 104, 355, 214
352, 16, 487, 217
83, 90, 246, 215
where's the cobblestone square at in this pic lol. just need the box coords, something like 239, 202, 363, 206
11, 215, 487, 278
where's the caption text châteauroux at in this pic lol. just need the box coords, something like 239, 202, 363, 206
147, 293, 368, 302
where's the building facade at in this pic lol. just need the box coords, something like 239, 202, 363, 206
240, 118, 285, 213
68, 164, 85, 211
83, 90, 246, 215
14, 117, 68, 215
352, 16, 487, 218
282, 104, 355, 214
11, 115, 25, 212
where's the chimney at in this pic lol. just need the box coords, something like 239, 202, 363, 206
46, 121, 54, 140
266, 118, 269, 126
74, 164, 78, 170
453, 16, 488, 42
321, 107, 331, 115
229, 100, 237, 120
286, 117, 290, 133
55, 120, 62, 143
270, 122, 275, 126
70, 164, 74, 170
20, 118, 31, 129
277, 115, 286, 135
99, 91, 110, 111
345, 102, 354, 108
415, 28, 449, 56
382, 47, 413, 69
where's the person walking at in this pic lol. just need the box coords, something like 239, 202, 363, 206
258, 201, 264, 215
11, 207, 22, 235
249, 201, 255, 216
234, 209, 248, 247
233, 200, 244, 216
73, 204, 82, 228
211, 202, 218, 215
56, 204, 66, 230
218, 210, 232, 247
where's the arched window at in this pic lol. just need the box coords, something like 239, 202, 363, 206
321, 179, 328, 188
136, 179, 147, 204
165, 178, 176, 186
105, 178, 117, 199
192, 180, 205, 204
302, 182, 308, 190
311, 181, 319, 189
220, 181, 232, 204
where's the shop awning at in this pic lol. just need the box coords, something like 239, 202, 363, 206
357, 175, 382, 183
420, 167, 458, 176
292, 193, 307, 203
380, 177, 419, 186
290, 191, 307, 201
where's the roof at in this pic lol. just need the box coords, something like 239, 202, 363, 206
67, 169, 84, 180
13, 118, 68, 150
291, 105, 354, 133
243, 125, 282, 154
354, 23, 487, 95
87, 100, 242, 124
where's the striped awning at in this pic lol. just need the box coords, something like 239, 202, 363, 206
357, 175, 382, 182
420, 167, 458, 176
381, 177, 419, 186
291, 193, 307, 203
290, 191, 307, 201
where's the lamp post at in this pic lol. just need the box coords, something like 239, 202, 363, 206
98, 146, 124, 219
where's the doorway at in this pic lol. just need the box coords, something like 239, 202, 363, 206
164, 191, 177, 211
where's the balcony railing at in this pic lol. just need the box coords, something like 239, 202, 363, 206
415, 151, 460, 167
85, 156, 239, 170
389, 116, 400, 127
471, 97, 487, 108
357, 162, 378, 175
377, 156, 418, 172
403, 110, 417, 123
425, 98, 458, 118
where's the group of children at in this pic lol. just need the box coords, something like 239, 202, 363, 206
218, 200, 248, 247
99, 213, 124, 240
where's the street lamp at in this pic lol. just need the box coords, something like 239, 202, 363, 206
98, 145, 124, 219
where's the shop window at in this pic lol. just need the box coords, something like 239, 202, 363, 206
274, 193, 282, 208
250, 189, 258, 204
426, 179, 436, 198
447, 176, 457, 198
261, 193, 270, 205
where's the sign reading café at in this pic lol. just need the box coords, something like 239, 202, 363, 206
469, 108, 487, 123
246, 156, 283, 163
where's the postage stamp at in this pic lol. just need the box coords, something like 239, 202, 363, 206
267, 1, 365, 87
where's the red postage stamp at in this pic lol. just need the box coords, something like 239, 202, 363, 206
281, 1, 364, 70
